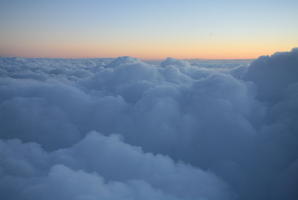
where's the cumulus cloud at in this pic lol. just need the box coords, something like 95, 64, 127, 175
0, 132, 232, 200
245, 48, 298, 102
0, 48, 298, 200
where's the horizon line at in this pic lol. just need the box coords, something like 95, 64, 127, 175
0, 55, 257, 61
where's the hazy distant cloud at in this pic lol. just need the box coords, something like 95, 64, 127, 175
0, 49, 298, 200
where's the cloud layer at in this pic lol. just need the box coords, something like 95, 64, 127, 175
0, 48, 298, 200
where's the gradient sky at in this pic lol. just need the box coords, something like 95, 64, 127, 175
0, 0, 298, 59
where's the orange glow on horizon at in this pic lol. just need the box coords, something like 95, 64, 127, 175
0, 40, 297, 60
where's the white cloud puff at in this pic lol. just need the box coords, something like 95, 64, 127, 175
0, 132, 233, 200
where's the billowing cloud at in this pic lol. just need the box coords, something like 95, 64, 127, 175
0, 132, 232, 200
0, 48, 297, 200
245, 48, 298, 102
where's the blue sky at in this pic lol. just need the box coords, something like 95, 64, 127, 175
0, 0, 297, 58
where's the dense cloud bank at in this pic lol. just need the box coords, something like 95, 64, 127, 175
0, 49, 297, 200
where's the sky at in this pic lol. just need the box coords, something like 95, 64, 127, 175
0, 0, 297, 59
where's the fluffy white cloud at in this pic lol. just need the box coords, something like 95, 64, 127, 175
0, 132, 233, 200
0, 48, 297, 200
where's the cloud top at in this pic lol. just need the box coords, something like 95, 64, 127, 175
0, 49, 298, 200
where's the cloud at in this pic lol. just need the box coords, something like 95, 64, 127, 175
245, 48, 298, 102
0, 132, 233, 200
0, 48, 298, 200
